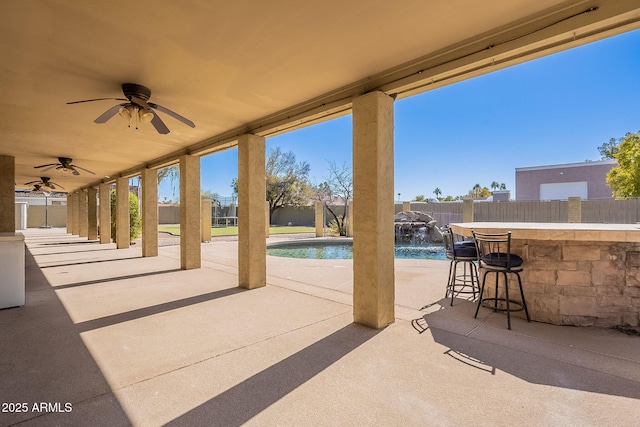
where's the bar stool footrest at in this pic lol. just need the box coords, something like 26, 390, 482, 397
479, 297, 526, 313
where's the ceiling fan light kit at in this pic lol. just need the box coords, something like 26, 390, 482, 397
68, 83, 195, 134
33, 157, 95, 176
24, 177, 64, 190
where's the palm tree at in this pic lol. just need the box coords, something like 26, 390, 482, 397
490, 181, 499, 190
433, 187, 442, 200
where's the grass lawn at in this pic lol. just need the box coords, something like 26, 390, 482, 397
158, 225, 314, 236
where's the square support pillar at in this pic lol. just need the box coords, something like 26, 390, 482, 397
78, 190, 88, 238
116, 177, 130, 249
70, 192, 79, 236
142, 168, 159, 256
568, 196, 582, 223
201, 199, 212, 242
463, 199, 474, 222
180, 155, 201, 269
87, 187, 98, 240
238, 134, 266, 289
352, 91, 395, 329
99, 183, 111, 244
315, 201, 324, 237
66, 195, 71, 234
0, 155, 15, 233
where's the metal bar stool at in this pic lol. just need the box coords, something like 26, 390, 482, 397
472, 230, 530, 330
442, 227, 479, 306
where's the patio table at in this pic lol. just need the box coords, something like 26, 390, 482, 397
449, 222, 640, 327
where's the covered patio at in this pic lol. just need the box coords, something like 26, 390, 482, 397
1, 229, 639, 425
2, 1, 640, 424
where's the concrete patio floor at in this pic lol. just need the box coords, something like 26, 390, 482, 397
1, 228, 639, 426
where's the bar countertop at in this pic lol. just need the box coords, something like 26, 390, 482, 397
449, 222, 640, 243
0, 232, 25, 242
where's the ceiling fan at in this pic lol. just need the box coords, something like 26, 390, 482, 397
24, 177, 65, 191
34, 157, 95, 176
67, 83, 196, 134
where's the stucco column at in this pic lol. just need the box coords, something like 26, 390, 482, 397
463, 198, 474, 222
201, 198, 212, 242
180, 155, 201, 269
352, 91, 395, 329
402, 201, 410, 212
87, 187, 98, 240
78, 190, 88, 238
99, 183, 111, 244
66, 194, 71, 233
116, 177, 130, 249
0, 155, 15, 233
568, 196, 582, 223
142, 168, 158, 256
238, 134, 266, 289
315, 201, 324, 237
70, 192, 79, 235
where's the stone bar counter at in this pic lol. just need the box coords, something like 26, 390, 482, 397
449, 222, 640, 327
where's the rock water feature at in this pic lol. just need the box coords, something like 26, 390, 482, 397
394, 211, 444, 244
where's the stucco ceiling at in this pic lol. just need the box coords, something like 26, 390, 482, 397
1, 0, 639, 193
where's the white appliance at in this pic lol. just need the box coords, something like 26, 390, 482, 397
0, 232, 25, 309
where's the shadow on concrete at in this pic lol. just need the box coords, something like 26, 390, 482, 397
166, 323, 379, 427
53, 269, 183, 290
39, 256, 141, 269
37, 240, 101, 246
27, 247, 118, 257
421, 300, 640, 399
0, 250, 131, 426
76, 287, 247, 333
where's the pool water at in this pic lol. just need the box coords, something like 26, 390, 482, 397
266, 241, 446, 260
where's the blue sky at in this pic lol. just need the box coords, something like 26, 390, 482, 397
159, 28, 640, 202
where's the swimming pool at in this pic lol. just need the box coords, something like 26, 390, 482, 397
266, 240, 446, 260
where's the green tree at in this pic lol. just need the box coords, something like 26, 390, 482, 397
433, 188, 442, 200
158, 165, 179, 201
606, 132, 640, 198
466, 183, 491, 199
231, 147, 311, 222
265, 147, 311, 221
490, 181, 500, 190
599, 137, 623, 160
110, 190, 142, 243
313, 161, 352, 236
413, 194, 427, 202
201, 189, 220, 202
230, 178, 238, 202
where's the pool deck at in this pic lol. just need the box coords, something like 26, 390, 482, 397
1, 228, 639, 426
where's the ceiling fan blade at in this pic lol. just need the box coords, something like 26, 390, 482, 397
69, 167, 80, 176
67, 97, 126, 104
148, 103, 195, 128
24, 180, 41, 185
70, 164, 95, 175
94, 104, 125, 124
38, 165, 58, 172
34, 163, 58, 169
50, 182, 65, 190
150, 112, 170, 134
